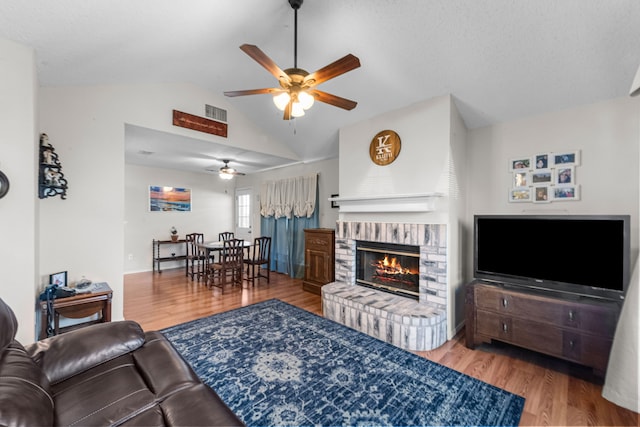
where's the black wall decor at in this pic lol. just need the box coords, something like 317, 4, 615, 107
0, 170, 9, 199
38, 133, 68, 199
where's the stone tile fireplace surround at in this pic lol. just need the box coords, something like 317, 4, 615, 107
322, 221, 448, 351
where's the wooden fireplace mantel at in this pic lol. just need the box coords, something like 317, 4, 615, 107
328, 193, 444, 213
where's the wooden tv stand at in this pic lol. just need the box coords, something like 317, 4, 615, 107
465, 280, 622, 376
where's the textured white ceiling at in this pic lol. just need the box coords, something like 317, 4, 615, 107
1, 0, 639, 173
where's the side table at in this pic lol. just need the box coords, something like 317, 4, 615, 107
38, 282, 113, 340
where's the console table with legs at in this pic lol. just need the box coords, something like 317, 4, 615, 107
38, 282, 112, 340
152, 239, 187, 273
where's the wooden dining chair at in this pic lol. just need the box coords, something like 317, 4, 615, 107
185, 233, 210, 281
218, 231, 234, 241
207, 238, 244, 289
244, 236, 271, 286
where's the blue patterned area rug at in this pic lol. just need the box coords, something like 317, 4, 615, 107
162, 299, 524, 426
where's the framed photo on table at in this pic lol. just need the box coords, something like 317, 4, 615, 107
49, 271, 68, 287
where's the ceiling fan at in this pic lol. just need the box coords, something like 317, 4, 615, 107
217, 160, 245, 180
224, 0, 361, 120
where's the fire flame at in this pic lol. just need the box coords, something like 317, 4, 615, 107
377, 255, 414, 275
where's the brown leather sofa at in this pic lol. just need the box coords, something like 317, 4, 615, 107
0, 297, 244, 426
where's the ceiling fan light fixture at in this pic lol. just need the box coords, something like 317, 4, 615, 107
291, 102, 306, 117
273, 92, 291, 110
298, 91, 314, 109
219, 171, 234, 180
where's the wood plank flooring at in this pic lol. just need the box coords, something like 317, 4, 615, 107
124, 268, 638, 426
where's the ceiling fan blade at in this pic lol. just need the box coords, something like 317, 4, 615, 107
308, 89, 358, 110
224, 88, 283, 97
240, 44, 292, 85
303, 54, 361, 87
283, 100, 292, 120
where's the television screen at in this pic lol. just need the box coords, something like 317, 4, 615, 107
474, 215, 630, 300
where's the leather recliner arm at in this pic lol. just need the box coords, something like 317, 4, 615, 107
24, 320, 145, 385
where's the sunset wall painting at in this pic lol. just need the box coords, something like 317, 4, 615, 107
149, 186, 191, 212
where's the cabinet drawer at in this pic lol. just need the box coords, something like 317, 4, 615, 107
474, 284, 618, 336
305, 236, 333, 251
476, 310, 563, 357
562, 331, 612, 371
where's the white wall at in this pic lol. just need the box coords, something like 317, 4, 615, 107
124, 164, 234, 273
38, 82, 297, 324
339, 95, 452, 207
234, 157, 340, 236
0, 38, 37, 343
449, 99, 469, 333
466, 96, 640, 278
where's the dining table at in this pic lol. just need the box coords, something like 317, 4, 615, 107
197, 240, 252, 274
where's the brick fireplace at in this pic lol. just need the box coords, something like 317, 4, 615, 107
322, 220, 448, 351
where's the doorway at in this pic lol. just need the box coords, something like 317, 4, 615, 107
235, 187, 252, 241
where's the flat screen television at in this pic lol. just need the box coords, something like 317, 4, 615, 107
474, 215, 630, 301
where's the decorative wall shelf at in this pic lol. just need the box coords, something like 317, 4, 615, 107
38, 133, 68, 199
328, 193, 444, 213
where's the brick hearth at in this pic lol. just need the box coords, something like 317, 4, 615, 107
322, 221, 448, 351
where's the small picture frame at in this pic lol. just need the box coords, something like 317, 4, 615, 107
533, 186, 551, 203
330, 194, 339, 208
555, 166, 575, 186
509, 157, 531, 171
509, 188, 531, 202
534, 153, 550, 169
553, 185, 580, 201
512, 171, 529, 188
49, 271, 68, 287
531, 170, 552, 184
552, 150, 580, 167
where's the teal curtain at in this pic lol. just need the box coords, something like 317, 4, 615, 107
260, 185, 319, 278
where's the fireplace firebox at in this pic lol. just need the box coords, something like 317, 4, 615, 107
355, 240, 420, 299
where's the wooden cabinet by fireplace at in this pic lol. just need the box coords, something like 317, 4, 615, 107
465, 280, 621, 376
303, 228, 335, 295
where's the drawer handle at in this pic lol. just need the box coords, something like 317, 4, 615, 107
568, 310, 574, 321
502, 298, 508, 308
502, 322, 508, 332
569, 340, 574, 348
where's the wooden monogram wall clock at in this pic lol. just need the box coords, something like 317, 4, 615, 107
369, 130, 401, 166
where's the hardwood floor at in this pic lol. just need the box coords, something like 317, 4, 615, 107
124, 268, 638, 426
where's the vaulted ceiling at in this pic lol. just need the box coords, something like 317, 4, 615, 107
2, 0, 639, 174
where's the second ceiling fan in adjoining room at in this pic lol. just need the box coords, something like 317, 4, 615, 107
224, 0, 361, 120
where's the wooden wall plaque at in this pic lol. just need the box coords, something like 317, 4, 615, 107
172, 110, 227, 138
369, 129, 401, 166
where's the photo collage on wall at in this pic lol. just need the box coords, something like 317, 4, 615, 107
508, 150, 580, 203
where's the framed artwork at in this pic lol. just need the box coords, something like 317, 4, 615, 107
509, 188, 531, 202
509, 157, 531, 171
512, 171, 529, 188
555, 166, 575, 186
509, 149, 581, 203
533, 186, 550, 203
553, 185, 580, 201
531, 170, 552, 184
49, 271, 68, 287
534, 153, 550, 169
552, 150, 580, 166
149, 186, 192, 212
